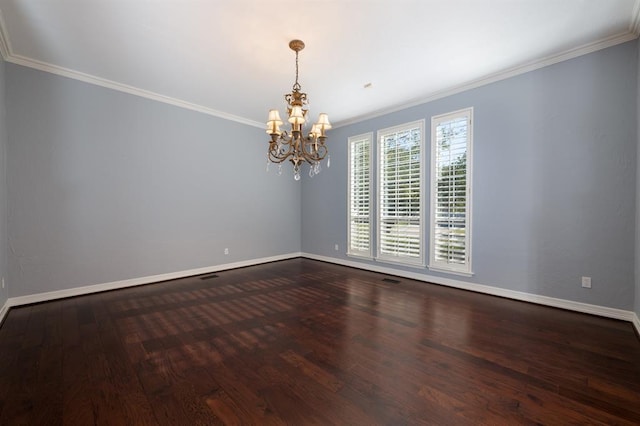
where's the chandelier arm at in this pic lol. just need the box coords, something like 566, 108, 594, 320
301, 139, 316, 159
268, 155, 290, 164
299, 151, 324, 164
268, 135, 298, 163
309, 145, 328, 162
301, 137, 326, 157
268, 148, 294, 163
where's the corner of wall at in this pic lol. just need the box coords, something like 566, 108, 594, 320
0, 49, 8, 311
0, 297, 8, 326
635, 38, 640, 325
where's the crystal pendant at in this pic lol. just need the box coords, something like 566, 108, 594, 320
294, 171, 301, 181
327, 155, 331, 168
266, 161, 270, 172
309, 166, 314, 178
278, 164, 282, 175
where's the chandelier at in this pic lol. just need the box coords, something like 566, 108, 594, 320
266, 39, 331, 181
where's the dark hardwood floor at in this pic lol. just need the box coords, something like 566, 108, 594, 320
0, 258, 639, 425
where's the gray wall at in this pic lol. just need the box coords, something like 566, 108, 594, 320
2, 40, 639, 313
0, 56, 8, 308
6, 64, 301, 298
303, 41, 637, 311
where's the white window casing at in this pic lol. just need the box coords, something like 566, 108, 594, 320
376, 120, 425, 267
347, 133, 373, 258
429, 108, 473, 276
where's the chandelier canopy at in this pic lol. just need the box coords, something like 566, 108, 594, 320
266, 40, 331, 180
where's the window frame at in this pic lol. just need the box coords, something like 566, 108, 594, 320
429, 107, 474, 276
376, 119, 425, 267
347, 132, 374, 258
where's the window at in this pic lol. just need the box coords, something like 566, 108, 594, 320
377, 120, 425, 266
347, 133, 373, 258
429, 108, 473, 275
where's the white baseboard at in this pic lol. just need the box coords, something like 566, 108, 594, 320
1, 252, 638, 338
6, 252, 302, 309
302, 253, 638, 324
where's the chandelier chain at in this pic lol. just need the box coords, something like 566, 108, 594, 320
294, 50, 300, 90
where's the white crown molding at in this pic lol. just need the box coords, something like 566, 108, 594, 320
5, 252, 301, 308
302, 253, 638, 324
0, 5, 637, 130
5, 54, 264, 128
0, 8, 263, 129
334, 31, 638, 129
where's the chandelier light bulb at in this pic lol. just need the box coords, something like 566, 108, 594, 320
317, 113, 331, 128
267, 109, 283, 124
310, 124, 321, 139
288, 106, 306, 125
266, 109, 283, 135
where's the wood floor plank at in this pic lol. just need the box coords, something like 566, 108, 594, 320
0, 258, 639, 424
206, 360, 288, 425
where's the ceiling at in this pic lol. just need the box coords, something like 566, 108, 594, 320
0, 0, 638, 128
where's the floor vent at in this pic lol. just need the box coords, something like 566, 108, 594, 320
200, 274, 219, 280
382, 278, 401, 284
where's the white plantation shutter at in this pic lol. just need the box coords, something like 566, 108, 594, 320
377, 120, 424, 266
348, 133, 372, 257
430, 108, 473, 275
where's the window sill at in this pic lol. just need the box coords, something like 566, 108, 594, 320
427, 265, 474, 277
376, 257, 426, 269
346, 253, 374, 261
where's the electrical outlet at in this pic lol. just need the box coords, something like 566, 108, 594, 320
334, 244, 339, 251
581, 276, 591, 289
224, 248, 229, 255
